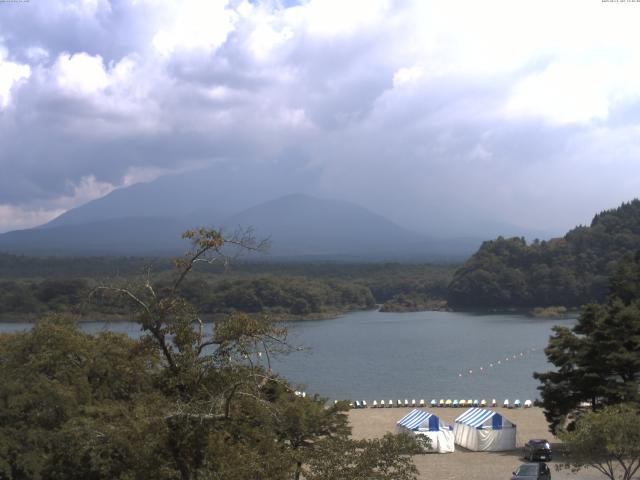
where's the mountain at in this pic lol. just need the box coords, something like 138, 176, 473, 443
43, 164, 310, 229
42, 165, 544, 240
448, 199, 640, 309
0, 193, 481, 259
0, 217, 188, 256
221, 194, 423, 256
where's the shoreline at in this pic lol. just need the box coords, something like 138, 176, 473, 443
0, 304, 577, 324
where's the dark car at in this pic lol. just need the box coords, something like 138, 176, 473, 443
511, 462, 551, 480
523, 439, 552, 461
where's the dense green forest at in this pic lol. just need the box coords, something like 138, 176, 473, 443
0, 255, 456, 319
0, 276, 374, 321
448, 200, 640, 309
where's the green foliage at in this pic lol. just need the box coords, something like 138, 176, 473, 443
0, 228, 421, 480
186, 275, 376, 317
449, 200, 640, 308
534, 253, 640, 434
303, 433, 422, 480
0, 253, 173, 278
0, 315, 163, 480
379, 293, 448, 312
529, 306, 568, 318
0, 275, 375, 320
558, 404, 640, 480
0, 262, 458, 319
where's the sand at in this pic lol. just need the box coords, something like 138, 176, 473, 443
348, 407, 604, 480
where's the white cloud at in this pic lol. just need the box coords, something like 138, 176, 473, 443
0, 49, 31, 109
0, 175, 113, 233
505, 62, 613, 124
121, 165, 184, 187
25, 46, 50, 63
505, 52, 640, 125
393, 66, 423, 88
0, 204, 65, 233
286, 0, 390, 37
55, 52, 110, 94
246, 19, 294, 60
63, 0, 111, 17
152, 0, 238, 56
63, 175, 116, 207
0, 169, 178, 232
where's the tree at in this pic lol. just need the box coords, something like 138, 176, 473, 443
534, 254, 640, 434
0, 227, 423, 479
448, 200, 640, 309
0, 315, 164, 480
268, 388, 350, 480
106, 227, 422, 479
558, 404, 640, 480
303, 433, 423, 480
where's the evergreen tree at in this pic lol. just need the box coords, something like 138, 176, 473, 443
534, 253, 640, 434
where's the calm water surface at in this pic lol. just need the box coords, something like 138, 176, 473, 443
272, 310, 575, 402
0, 310, 575, 402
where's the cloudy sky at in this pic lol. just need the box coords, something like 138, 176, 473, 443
1, 0, 640, 235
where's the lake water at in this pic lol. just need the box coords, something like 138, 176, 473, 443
272, 310, 576, 403
0, 310, 575, 403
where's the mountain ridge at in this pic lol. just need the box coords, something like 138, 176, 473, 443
0, 193, 483, 260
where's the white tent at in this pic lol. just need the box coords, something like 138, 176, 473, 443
396, 409, 455, 453
453, 408, 516, 452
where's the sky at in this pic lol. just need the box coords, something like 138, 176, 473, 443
1, 0, 640, 235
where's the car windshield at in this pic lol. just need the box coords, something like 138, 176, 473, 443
516, 465, 538, 476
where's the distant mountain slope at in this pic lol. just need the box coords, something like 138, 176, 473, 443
0, 217, 189, 256
221, 194, 424, 256
447, 199, 640, 308
0, 193, 480, 259
44, 165, 305, 228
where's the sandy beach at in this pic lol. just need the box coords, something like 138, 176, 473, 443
348, 407, 604, 480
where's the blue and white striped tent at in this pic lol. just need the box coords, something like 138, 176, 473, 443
453, 408, 516, 451
397, 409, 439, 431
396, 409, 455, 453
455, 407, 505, 429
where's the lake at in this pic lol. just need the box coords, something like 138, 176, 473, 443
0, 310, 575, 403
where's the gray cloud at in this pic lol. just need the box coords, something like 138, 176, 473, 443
1, 0, 640, 236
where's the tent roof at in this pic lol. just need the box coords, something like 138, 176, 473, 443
397, 409, 437, 430
455, 408, 503, 428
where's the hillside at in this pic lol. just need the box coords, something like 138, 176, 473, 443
221, 193, 425, 256
0, 217, 189, 256
42, 165, 291, 228
447, 199, 640, 309
0, 193, 481, 260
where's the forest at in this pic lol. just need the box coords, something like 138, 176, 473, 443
448, 200, 640, 309
0, 256, 456, 320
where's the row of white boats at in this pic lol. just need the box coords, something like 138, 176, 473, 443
291, 391, 535, 410
348, 398, 534, 409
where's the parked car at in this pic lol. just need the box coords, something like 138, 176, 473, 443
511, 462, 551, 480
523, 439, 552, 461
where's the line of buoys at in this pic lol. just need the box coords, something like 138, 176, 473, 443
457, 347, 541, 378
346, 397, 534, 409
